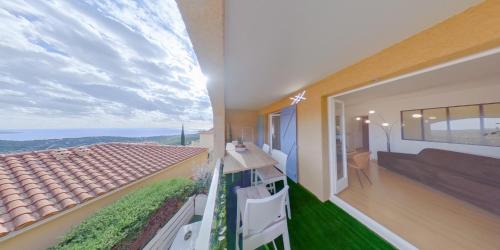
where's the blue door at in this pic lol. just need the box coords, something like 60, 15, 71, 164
280, 105, 298, 183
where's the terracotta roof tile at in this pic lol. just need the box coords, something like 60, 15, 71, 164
30, 193, 50, 203
10, 206, 31, 218
38, 205, 59, 218
0, 225, 8, 237
0, 143, 206, 237
59, 198, 77, 209
3, 194, 24, 204
1, 189, 18, 198
76, 192, 94, 202
13, 213, 37, 229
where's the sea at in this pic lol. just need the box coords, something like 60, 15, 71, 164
0, 128, 193, 141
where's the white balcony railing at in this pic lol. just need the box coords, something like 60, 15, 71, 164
195, 159, 226, 249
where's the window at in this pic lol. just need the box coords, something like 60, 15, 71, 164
401, 102, 500, 147
449, 105, 481, 145
270, 114, 281, 150
423, 108, 448, 142
483, 103, 500, 146
401, 110, 422, 140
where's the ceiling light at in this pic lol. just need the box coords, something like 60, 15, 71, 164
290, 90, 307, 105
428, 116, 437, 120
381, 122, 390, 127
412, 114, 422, 118
365, 120, 371, 124
368, 110, 375, 114
356, 117, 361, 121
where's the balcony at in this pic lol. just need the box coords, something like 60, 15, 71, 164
1, 1, 499, 249
181, 157, 394, 249
223, 171, 394, 250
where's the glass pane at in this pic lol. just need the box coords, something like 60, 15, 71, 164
402, 110, 422, 140
271, 115, 281, 150
483, 103, 500, 146
335, 103, 345, 180
241, 127, 254, 143
449, 105, 481, 145
423, 108, 448, 142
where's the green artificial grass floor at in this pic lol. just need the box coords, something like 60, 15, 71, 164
225, 173, 395, 250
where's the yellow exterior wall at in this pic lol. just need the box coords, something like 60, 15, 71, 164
0, 151, 208, 250
199, 132, 214, 151
226, 109, 259, 143
260, 0, 500, 201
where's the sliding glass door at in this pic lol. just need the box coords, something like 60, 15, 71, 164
329, 98, 348, 194
269, 113, 281, 150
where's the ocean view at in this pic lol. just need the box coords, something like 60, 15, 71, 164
0, 128, 196, 141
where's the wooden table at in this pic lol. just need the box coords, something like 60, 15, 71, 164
223, 143, 278, 174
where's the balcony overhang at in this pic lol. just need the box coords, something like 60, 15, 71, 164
223, 0, 481, 110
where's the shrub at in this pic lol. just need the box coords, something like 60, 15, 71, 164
211, 165, 227, 250
51, 178, 195, 250
193, 164, 212, 194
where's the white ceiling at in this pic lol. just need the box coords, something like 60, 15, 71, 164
336, 50, 500, 105
224, 0, 481, 110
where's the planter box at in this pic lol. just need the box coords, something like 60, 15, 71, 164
195, 194, 208, 216
145, 160, 224, 250
144, 196, 195, 250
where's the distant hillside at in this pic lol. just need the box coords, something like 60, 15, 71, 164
0, 134, 199, 154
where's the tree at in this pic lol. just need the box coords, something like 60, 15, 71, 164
181, 124, 186, 146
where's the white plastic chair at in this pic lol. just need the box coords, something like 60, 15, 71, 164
262, 143, 270, 154
255, 149, 291, 219
250, 144, 271, 186
236, 185, 291, 250
226, 142, 236, 151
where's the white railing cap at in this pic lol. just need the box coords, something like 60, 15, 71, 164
195, 159, 222, 250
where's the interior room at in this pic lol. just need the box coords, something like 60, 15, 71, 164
331, 51, 500, 249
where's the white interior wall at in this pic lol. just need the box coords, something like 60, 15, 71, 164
344, 77, 500, 159
346, 117, 363, 152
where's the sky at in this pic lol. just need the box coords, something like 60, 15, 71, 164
0, 0, 213, 130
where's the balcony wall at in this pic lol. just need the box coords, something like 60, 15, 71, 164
259, 0, 500, 201
225, 109, 258, 144
0, 151, 208, 250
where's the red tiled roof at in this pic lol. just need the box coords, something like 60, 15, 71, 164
0, 143, 206, 237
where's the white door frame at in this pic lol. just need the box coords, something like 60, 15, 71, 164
328, 97, 348, 195
327, 96, 416, 250
268, 112, 280, 150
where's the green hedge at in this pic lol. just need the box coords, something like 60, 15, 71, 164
51, 178, 195, 250
210, 165, 227, 250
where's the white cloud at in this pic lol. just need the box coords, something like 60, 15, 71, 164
0, 0, 212, 130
